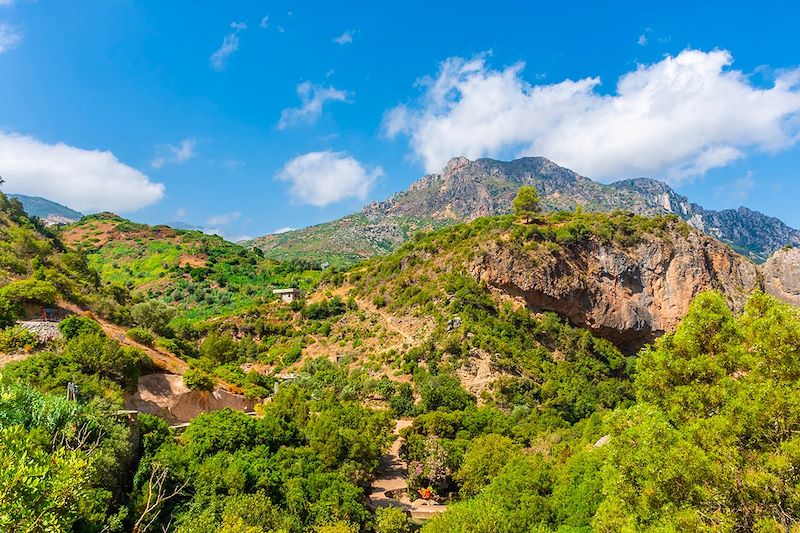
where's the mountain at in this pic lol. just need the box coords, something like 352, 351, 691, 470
8, 194, 84, 226
248, 156, 800, 264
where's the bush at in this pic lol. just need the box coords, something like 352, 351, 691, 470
418, 374, 475, 412
130, 300, 176, 336
200, 333, 239, 364
63, 334, 143, 387
0, 326, 38, 353
376, 506, 411, 533
126, 327, 155, 346
0, 279, 58, 305
183, 368, 215, 391
58, 315, 104, 341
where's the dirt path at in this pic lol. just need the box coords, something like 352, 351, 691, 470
369, 419, 447, 521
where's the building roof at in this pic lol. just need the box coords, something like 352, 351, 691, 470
272, 288, 302, 294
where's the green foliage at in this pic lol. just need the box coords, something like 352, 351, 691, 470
126, 326, 155, 346
200, 332, 240, 364
418, 373, 475, 412
301, 297, 347, 320
454, 434, 521, 497
0, 325, 38, 353
0, 278, 58, 305
0, 382, 133, 532
375, 506, 411, 533
130, 299, 176, 336
512, 185, 541, 223
58, 314, 104, 340
183, 367, 215, 391
64, 333, 144, 388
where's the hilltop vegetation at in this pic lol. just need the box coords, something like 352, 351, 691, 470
3, 188, 800, 531
62, 213, 327, 321
249, 156, 800, 265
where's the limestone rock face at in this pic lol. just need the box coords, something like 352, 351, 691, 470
126, 373, 255, 424
762, 247, 800, 307
469, 230, 760, 351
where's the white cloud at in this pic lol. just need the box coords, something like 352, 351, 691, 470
205, 211, 241, 226
277, 151, 382, 207
637, 34, 648, 46
333, 31, 354, 45
278, 82, 350, 129
0, 1, 14, 6
0, 23, 21, 53
383, 49, 800, 183
175, 208, 188, 219
260, 15, 269, 29
210, 22, 246, 71
271, 226, 295, 234
0, 131, 164, 213
150, 138, 196, 169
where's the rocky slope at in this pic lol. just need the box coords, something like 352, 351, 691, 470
347, 212, 762, 353
762, 247, 800, 306
468, 222, 761, 350
249, 156, 800, 264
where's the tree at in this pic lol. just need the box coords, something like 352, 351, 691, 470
513, 185, 541, 223
454, 434, 521, 497
130, 300, 176, 336
376, 507, 411, 533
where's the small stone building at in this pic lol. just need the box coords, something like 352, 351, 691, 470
273, 288, 303, 303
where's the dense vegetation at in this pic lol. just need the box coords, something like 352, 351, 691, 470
3, 192, 800, 531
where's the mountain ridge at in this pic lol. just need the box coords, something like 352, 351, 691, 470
248, 156, 800, 264
8, 194, 84, 226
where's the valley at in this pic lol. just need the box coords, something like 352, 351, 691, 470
4, 180, 800, 531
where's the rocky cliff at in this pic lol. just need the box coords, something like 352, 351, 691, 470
467, 225, 761, 350
250, 156, 800, 265
762, 247, 800, 307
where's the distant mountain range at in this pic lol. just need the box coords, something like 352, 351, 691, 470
247, 156, 800, 264
8, 194, 84, 226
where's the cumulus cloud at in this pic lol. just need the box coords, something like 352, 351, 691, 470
0, 132, 164, 213
637, 34, 648, 46
278, 82, 350, 129
333, 31, 354, 45
277, 151, 382, 207
150, 139, 196, 169
210, 22, 246, 71
383, 49, 800, 182
0, 22, 21, 53
260, 15, 269, 29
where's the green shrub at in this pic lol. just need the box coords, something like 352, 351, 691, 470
126, 327, 155, 346
200, 333, 239, 364
130, 300, 176, 336
0, 326, 38, 353
183, 368, 215, 391
63, 334, 143, 387
376, 506, 411, 533
58, 315, 104, 341
0, 279, 58, 305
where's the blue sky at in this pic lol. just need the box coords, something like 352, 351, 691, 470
0, 1, 799, 240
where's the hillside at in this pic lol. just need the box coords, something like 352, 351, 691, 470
248, 156, 800, 264
60, 212, 326, 320
8, 193, 84, 226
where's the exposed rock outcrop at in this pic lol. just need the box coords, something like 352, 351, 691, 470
249, 156, 800, 265
126, 373, 256, 424
762, 247, 800, 307
469, 229, 760, 351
